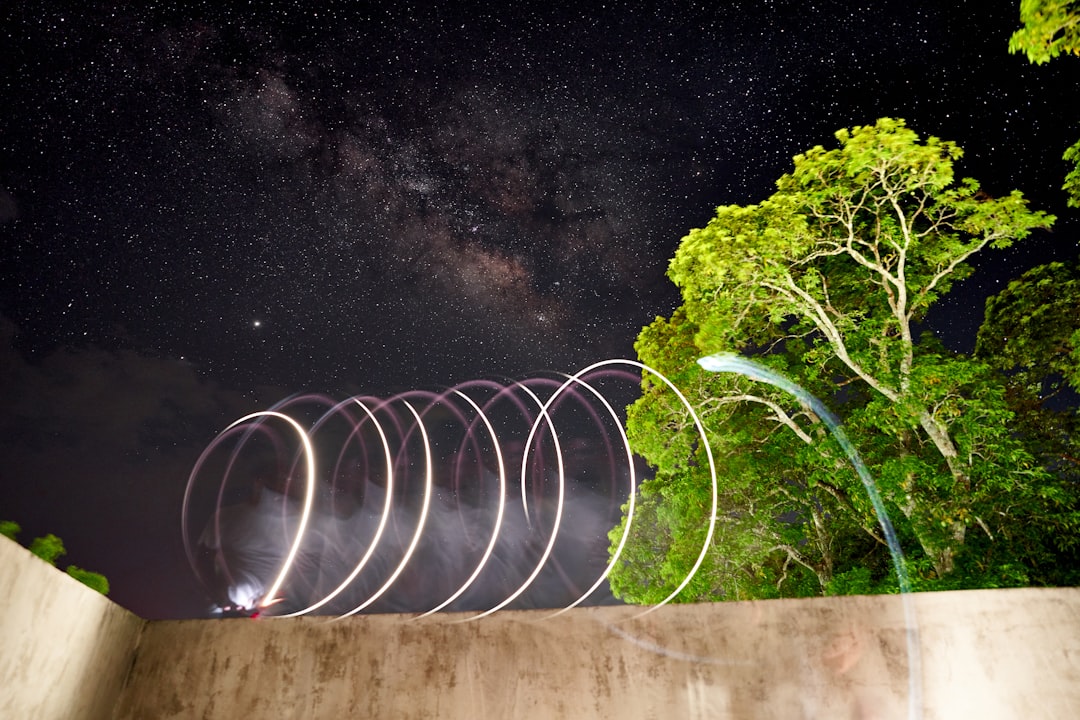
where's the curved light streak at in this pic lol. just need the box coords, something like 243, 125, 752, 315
182, 423, 252, 594
541, 369, 637, 618
697, 352, 922, 720
415, 389, 507, 617
191, 357, 920, 631
461, 394, 566, 621
279, 399, 396, 617
182, 418, 291, 594
213, 411, 318, 610
339, 399, 434, 618
524, 359, 718, 620
511, 381, 549, 529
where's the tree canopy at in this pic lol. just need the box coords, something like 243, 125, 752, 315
1009, 0, 1080, 64
2, 520, 110, 595
609, 119, 1079, 604
977, 261, 1080, 397
976, 262, 1080, 487
0, 520, 19, 541
29, 533, 66, 565
1010, 1, 1080, 207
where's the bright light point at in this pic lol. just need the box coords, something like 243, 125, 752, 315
252, 319, 262, 328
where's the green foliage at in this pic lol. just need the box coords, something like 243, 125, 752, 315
1064, 138, 1080, 208
0, 519, 20, 541
66, 566, 110, 595
610, 119, 1078, 605
976, 261, 1080, 491
825, 567, 883, 596
1009, 0, 1080, 64
4, 523, 111, 595
1009, 3, 1080, 206
977, 261, 1080, 396
29, 533, 66, 565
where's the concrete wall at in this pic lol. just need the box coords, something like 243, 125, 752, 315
115, 587, 1080, 720
2, 536, 1076, 720
0, 537, 144, 720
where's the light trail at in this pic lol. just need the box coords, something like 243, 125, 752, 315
512, 381, 549, 530
415, 389, 506, 617
697, 352, 922, 720
339, 399, 434, 618
558, 359, 718, 621
278, 399, 395, 617
181, 354, 919, 718
217, 411, 318, 610
184, 356, 907, 631
461, 388, 567, 620
541, 369, 637, 618
183, 363, 679, 617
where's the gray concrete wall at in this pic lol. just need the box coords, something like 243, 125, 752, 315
116, 587, 1080, 720
2, 537, 1075, 720
0, 536, 144, 720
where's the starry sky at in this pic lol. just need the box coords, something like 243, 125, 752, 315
1, 0, 1078, 618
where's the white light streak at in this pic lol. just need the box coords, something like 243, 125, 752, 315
415, 390, 506, 617
339, 399, 434, 618
216, 411, 318, 610
279, 399, 395, 617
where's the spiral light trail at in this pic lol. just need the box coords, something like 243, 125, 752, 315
183, 355, 920, 718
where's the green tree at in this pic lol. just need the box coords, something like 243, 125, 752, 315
977, 261, 1080, 395
976, 261, 1080, 489
29, 533, 66, 565
66, 566, 110, 595
610, 119, 1078, 602
611, 312, 880, 602
0, 519, 20, 541
1009, 0, 1080, 64
1010, 2, 1080, 207
3, 522, 111, 595
1064, 139, 1080, 209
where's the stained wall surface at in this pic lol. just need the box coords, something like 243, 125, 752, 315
115, 587, 1080, 720
2, 534, 1076, 720
0, 537, 144, 720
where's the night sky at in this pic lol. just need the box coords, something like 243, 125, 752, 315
2, 0, 1078, 618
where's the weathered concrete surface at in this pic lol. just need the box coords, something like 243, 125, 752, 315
0, 537, 144, 720
4, 538, 1073, 720
115, 587, 1080, 719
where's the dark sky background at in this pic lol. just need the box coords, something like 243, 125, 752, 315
1, 0, 1077, 618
